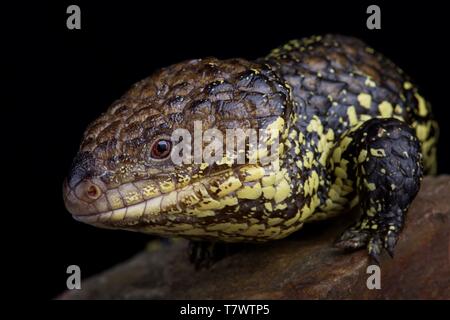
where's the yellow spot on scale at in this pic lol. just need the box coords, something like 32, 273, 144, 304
139, 184, 160, 200
366, 181, 376, 191
242, 224, 266, 236
191, 209, 215, 217
216, 155, 234, 167
289, 130, 297, 139
265, 116, 285, 144
159, 180, 175, 193
326, 129, 335, 141
347, 106, 358, 125
261, 175, 276, 187
221, 223, 248, 234
197, 198, 225, 210
415, 122, 430, 141
357, 93, 372, 109
332, 147, 342, 163
367, 206, 377, 217
303, 151, 315, 168
306, 117, 323, 134
122, 190, 142, 205
414, 93, 428, 117
262, 186, 276, 199
236, 182, 262, 200
403, 82, 413, 90
274, 179, 291, 203
300, 205, 312, 220
274, 203, 288, 210
340, 136, 353, 150
220, 196, 238, 206
365, 77, 376, 87
378, 101, 393, 118
284, 139, 292, 149
178, 189, 200, 206
310, 195, 320, 212
295, 144, 300, 155
298, 132, 305, 144
329, 188, 340, 201
370, 148, 386, 157
335, 167, 347, 179
264, 227, 281, 237
217, 176, 242, 197
309, 171, 320, 192
241, 166, 265, 182
275, 169, 288, 183
284, 214, 300, 227
358, 149, 368, 163
268, 217, 283, 226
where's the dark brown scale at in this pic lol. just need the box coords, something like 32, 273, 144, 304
262, 35, 421, 135
78, 58, 290, 186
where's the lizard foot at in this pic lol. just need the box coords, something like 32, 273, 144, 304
334, 224, 399, 263
188, 241, 230, 269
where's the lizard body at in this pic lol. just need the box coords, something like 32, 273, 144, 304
63, 35, 438, 260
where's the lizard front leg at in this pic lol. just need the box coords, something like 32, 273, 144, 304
334, 118, 423, 262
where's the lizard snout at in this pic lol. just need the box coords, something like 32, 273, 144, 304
63, 151, 107, 217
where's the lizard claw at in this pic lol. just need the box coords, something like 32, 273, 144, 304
335, 224, 400, 263
334, 226, 370, 250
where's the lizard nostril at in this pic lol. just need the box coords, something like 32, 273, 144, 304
63, 177, 107, 216
74, 180, 103, 202
86, 184, 101, 199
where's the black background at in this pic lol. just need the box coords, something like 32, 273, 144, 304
10, 1, 449, 299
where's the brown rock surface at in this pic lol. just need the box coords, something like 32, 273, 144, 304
59, 176, 450, 299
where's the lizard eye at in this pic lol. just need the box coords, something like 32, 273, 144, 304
150, 139, 172, 160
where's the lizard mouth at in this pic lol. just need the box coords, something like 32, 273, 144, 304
63, 156, 295, 241
63, 163, 272, 230
66, 181, 208, 228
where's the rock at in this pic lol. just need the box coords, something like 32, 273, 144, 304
58, 176, 450, 299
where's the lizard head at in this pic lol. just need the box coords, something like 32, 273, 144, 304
63, 58, 296, 241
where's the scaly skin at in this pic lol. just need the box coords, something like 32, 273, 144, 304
63, 35, 438, 261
